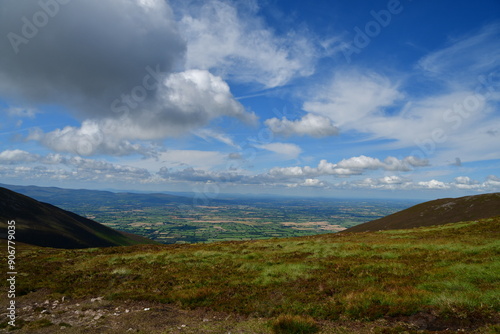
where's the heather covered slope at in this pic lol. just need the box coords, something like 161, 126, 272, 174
0, 187, 155, 248
343, 193, 500, 233
1, 217, 498, 333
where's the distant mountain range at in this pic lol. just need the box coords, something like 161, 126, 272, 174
0, 183, 199, 208
344, 192, 500, 233
0, 187, 156, 248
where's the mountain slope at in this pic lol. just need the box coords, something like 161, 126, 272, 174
344, 192, 500, 232
4, 216, 499, 333
0, 187, 155, 248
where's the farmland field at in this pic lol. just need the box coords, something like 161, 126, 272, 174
67, 197, 415, 243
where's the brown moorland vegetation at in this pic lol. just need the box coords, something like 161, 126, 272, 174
1, 216, 498, 333
343, 193, 500, 233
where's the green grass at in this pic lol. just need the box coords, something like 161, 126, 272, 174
7, 217, 500, 330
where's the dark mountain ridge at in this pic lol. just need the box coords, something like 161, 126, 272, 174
343, 192, 500, 233
0, 187, 155, 248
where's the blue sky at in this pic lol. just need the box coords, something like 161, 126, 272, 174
0, 0, 499, 199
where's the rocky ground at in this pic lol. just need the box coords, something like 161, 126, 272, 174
1, 290, 497, 333
1, 290, 269, 333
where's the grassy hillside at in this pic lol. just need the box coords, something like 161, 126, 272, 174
343, 192, 500, 233
0, 187, 156, 248
2, 216, 499, 333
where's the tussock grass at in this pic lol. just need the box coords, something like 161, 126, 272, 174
270, 314, 319, 334
8, 217, 500, 329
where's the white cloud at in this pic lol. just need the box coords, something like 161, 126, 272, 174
484, 175, 500, 189
268, 155, 428, 179
27, 120, 144, 156
1, 147, 498, 194
303, 71, 403, 128
298, 25, 500, 165
338, 155, 429, 172
0, 153, 151, 183
417, 179, 450, 190
265, 113, 339, 138
0, 149, 38, 164
255, 142, 302, 159
332, 175, 500, 192
344, 175, 413, 190
194, 128, 240, 148
337, 155, 383, 170
28, 70, 256, 156
176, 0, 318, 87
454, 176, 472, 184
125, 150, 228, 172
159, 69, 257, 128
300, 178, 326, 187
302, 65, 500, 163
158, 166, 245, 183
418, 23, 500, 86
2, 2, 260, 157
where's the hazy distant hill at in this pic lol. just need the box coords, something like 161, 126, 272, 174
0, 183, 198, 208
0, 187, 156, 248
343, 192, 500, 233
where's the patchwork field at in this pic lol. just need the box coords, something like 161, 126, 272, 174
72, 198, 414, 244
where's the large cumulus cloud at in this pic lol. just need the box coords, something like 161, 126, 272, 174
0, 0, 256, 155
28, 70, 257, 155
0, 0, 184, 114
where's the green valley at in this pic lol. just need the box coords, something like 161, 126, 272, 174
58, 198, 413, 244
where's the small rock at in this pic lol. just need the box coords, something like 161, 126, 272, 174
144, 308, 150, 311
